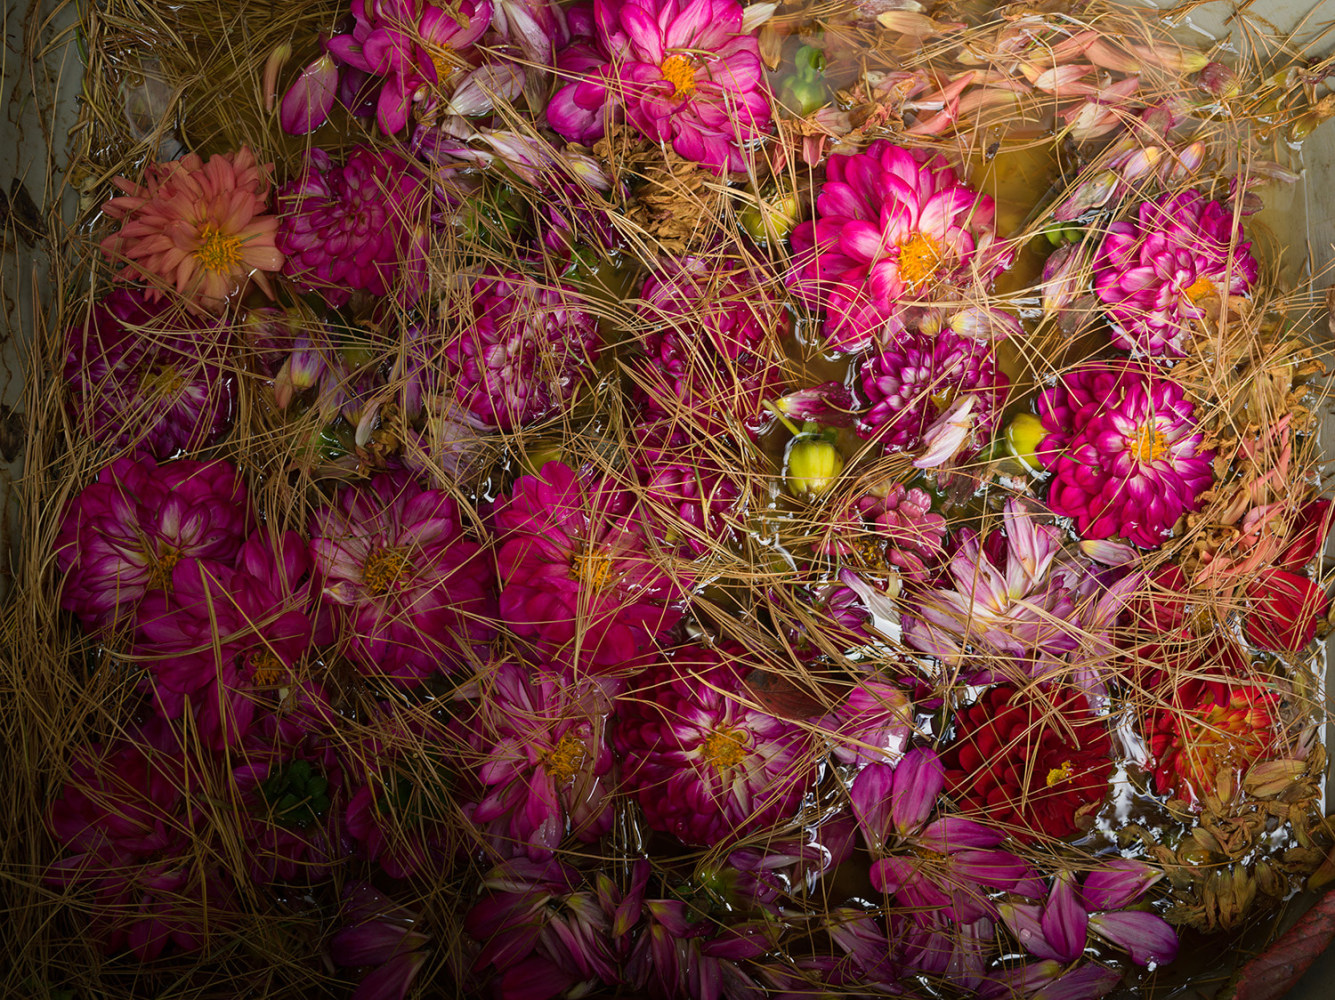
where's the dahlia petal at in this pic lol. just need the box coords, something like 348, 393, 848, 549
1087, 911, 1179, 967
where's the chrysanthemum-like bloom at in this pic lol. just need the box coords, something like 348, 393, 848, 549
441, 269, 601, 431
1037, 361, 1214, 549
64, 289, 235, 457
461, 663, 615, 860
495, 462, 689, 671
1094, 189, 1258, 356
54, 456, 251, 629
100, 147, 282, 313
277, 145, 430, 308
788, 142, 1010, 352
549, 0, 772, 172
1146, 679, 1279, 805
326, 0, 493, 134
46, 719, 235, 959
613, 643, 817, 845
636, 454, 746, 557
867, 484, 949, 581
310, 474, 496, 684
941, 684, 1113, 842
856, 323, 1008, 457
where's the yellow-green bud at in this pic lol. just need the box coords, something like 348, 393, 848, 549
741, 192, 801, 245
1005, 413, 1048, 472
787, 437, 843, 495
521, 444, 566, 479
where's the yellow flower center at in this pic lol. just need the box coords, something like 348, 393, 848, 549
148, 546, 181, 591
1046, 760, 1075, 786
1134, 424, 1169, 464
141, 364, 186, 398
543, 731, 588, 785
363, 546, 413, 595
570, 546, 616, 591
194, 223, 245, 275
896, 232, 943, 289
702, 726, 749, 772
660, 54, 697, 98
250, 650, 286, 687
427, 44, 456, 86
1183, 276, 1216, 303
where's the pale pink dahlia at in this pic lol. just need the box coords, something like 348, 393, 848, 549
277, 145, 430, 308
100, 147, 282, 313
443, 270, 601, 431
856, 326, 1008, 457
64, 289, 234, 458
461, 662, 614, 860
789, 142, 1010, 352
1094, 189, 1258, 356
549, 0, 772, 172
613, 643, 817, 845
1037, 362, 1213, 549
496, 462, 689, 671
310, 474, 496, 684
54, 456, 251, 629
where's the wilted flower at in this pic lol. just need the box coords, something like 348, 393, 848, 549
330, 882, 432, 1000
495, 462, 689, 671
310, 474, 496, 684
100, 147, 282, 313
279, 54, 339, 134
1243, 567, 1329, 653
822, 679, 913, 767
614, 643, 817, 845
277, 145, 431, 308
1037, 361, 1213, 549
1093, 189, 1257, 356
63, 288, 234, 457
789, 142, 1010, 352
941, 684, 1114, 842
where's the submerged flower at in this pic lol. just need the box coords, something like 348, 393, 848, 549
442, 269, 601, 431
310, 474, 496, 684
100, 147, 283, 313
330, 883, 432, 1000
789, 142, 1010, 352
1094, 189, 1257, 356
495, 462, 689, 671
941, 684, 1114, 842
1037, 362, 1213, 548
614, 643, 817, 845
277, 145, 430, 308
63, 288, 235, 457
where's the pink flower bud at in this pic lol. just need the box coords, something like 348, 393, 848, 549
279, 54, 338, 135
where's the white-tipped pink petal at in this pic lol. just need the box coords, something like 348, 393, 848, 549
913, 396, 976, 468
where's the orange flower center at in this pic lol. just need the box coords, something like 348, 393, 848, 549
363, 546, 412, 595
896, 232, 943, 289
660, 55, 697, 98
702, 726, 749, 772
543, 731, 588, 784
250, 650, 286, 687
570, 546, 616, 591
1134, 424, 1168, 464
194, 223, 245, 275
1183, 276, 1216, 303
1046, 760, 1075, 786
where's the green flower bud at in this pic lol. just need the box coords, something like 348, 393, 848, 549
779, 75, 828, 115
787, 437, 844, 495
1005, 413, 1048, 472
741, 191, 801, 244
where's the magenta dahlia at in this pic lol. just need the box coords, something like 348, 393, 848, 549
495, 462, 688, 672
637, 458, 745, 557
64, 288, 234, 457
277, 145, 430, 308
613, 643, 817, 845
54, 456, 251, 629
310, 474, 495, 684
442, 269, 601, 431
856, 323, 1008, 458
548, 0, 772, 172
461, 662, 615, 860
1037, 361, 1214, 548
1094, 189, 1258, 356
788, 142, 1011, 352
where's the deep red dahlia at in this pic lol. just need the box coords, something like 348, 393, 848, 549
941, 684, 1113, 842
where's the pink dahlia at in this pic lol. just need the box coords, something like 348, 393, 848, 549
1094, 189, 1258, 356
100, 147, 282, 313
1037, 361, 1213, 548
495, 461, 689, 672
613, 643, 817, 845
54, 456, 251, 629
461, 663, 614, 860
549, 0, 772, 172
277, 145, 430, 308
325, 0, 493, 134
856, 324, 1008, 457
789, 142, 1010, 352
64, 288, 234, 458
637, 457, 745, 557
442, 269, 601, 431
310, 474, 496, 684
